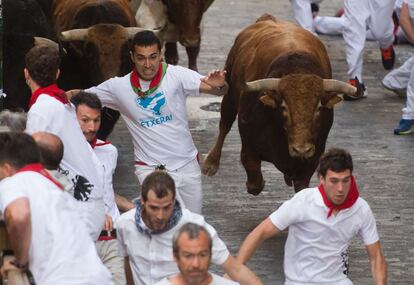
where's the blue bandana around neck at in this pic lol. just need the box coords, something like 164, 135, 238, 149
134, 199, 183, 237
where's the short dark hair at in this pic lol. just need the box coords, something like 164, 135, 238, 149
172, 223, 212, 258
0, 132, 40, 169
34, 133, 64, 170
317, 148, 353, 177
141, 171, 176, 201
130, 30, 162, 53
25, 45, 60, 87
71, 91, 102, 111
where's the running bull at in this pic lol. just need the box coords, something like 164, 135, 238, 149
202, 15, 357, 194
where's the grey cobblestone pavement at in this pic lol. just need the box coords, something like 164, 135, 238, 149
111, 0, 414, 284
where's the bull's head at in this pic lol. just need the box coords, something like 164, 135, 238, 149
245, 74, 356, 158
164, 0, 213, 47
60, 25, 146, 84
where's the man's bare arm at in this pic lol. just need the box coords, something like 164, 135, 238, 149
4, 198, 31, 265
366, 241, 387, 285
237, 217, 280, 264
221, 255, 263, 285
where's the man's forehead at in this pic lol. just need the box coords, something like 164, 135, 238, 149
77, 104, 101, 117
325, 169, 351, 178
178, 232, 210, 252
132, 44, 160, 56
146, 189, 174, 204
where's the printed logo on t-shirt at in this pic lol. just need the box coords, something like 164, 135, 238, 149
72, 175, 93, 201
341, 249, 349, 276
135, 91, 173, 128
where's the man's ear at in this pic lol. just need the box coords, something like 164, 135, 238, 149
24, 68, 30, 80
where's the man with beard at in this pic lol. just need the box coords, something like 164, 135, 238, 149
116, 171, 262, 285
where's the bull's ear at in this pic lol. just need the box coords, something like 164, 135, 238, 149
259, 94, 278, 109
324, 94, 342, 109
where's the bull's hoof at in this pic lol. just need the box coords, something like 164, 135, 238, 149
201, 154, 219, 176
246, 180, 265, 196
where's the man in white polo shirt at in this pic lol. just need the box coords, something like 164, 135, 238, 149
155, 223, 240, 285
237, 148, 387, 285
24, 45, 105, 240
116, 171, 263, 285
0, 132, 112, 285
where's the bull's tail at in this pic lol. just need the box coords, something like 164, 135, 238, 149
255, 13, 278, 23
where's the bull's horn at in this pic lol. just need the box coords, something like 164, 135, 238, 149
323, 79, 357, 95
34, 37, 58, 47
245, 78, 281, 92
126, 27, 160, 38
61, 29, 89, 41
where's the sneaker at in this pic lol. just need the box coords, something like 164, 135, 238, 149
343, 77, 367, 101
380, 46, 395, 70
335, 8, 344, 17
394, 119, 414, 135
311, 3, 319, 18
381, 81, 406, 98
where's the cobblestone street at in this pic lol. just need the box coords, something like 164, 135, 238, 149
111, 0, 414, 284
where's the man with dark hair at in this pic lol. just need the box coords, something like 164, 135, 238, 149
24, 45, 106, 241
155, 223, 240, 285
116, 171, 263, 285
71, 90, 134, 285
237, 148, 387, 285
0, 132, 112, 284
71, 30, 229, 214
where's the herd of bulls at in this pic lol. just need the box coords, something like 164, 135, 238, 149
2, 1, 358, 194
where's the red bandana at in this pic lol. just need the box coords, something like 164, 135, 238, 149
89, 138, 111, 149
29, 84, 68, 108
318, 176, 359, 218
17, 163, 63, 190
130, 62, 168, 98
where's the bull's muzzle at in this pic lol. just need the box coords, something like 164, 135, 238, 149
289, 143, 315, 158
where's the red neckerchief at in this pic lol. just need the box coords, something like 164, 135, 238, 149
130, 62, 168, 98
17, 163, 64, 190
89, 138, 111, 149
318, 176, 359, 218
29, 84, 68, 108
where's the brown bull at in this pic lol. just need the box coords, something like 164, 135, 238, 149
202, 15, 356, 194
162, 0, 214, 71
52, 0, 142, 85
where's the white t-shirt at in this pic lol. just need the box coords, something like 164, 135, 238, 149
116, 208, 230, 285
93, 139, 120, 222
269, 187, 379, 285
86, 65, 203, 170
155, 273, 240, 285
0, 171, 113, 285
26, 94, 105, 201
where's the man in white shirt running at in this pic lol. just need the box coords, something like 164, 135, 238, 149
71, 90, 135, 285
0, 132, 112, 285
116, 171, 263, 285
69, 30, 229, 214
155, 223, 239, 285
237, 148, 387, 285
24, 45, 105, 241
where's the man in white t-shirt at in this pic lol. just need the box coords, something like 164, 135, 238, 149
116, 171, 263, 285
23, 45, 105, 240
71, 90, 135, 285
237, 148, 387, 285
0, 132, 113, 285
155, 223, 239, 285
71, 30, 229, 214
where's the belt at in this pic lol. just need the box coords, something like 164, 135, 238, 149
134, 154, 200, 170
98, 229, 117, 241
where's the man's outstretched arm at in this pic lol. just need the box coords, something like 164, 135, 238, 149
366, 241, 387, 285
237, 217, 280, 265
